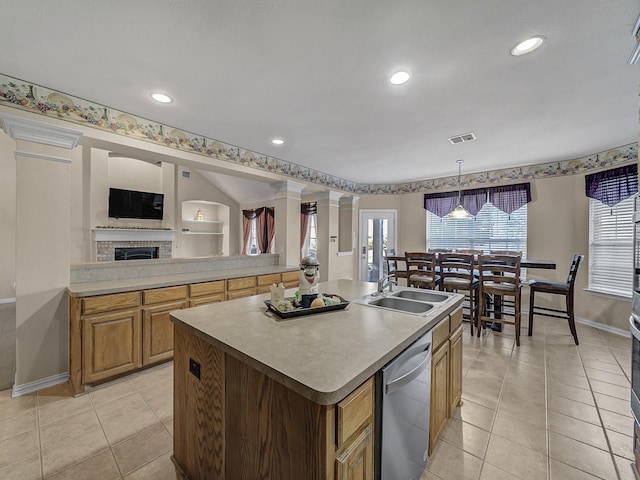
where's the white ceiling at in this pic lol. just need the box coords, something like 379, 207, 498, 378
2, 1, 639, 186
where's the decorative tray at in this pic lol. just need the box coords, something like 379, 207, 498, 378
264, 293, 349, 319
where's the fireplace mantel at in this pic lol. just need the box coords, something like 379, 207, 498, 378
92, 228, 175, 242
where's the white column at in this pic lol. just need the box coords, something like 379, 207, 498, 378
273, 180, 306, 267
316, 190, 343, 282
1, 113, 82, 395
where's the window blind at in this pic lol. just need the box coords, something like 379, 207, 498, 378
588, 196, 633, 297
426, 202, 527, 256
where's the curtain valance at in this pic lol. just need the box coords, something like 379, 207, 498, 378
301, 202, 317, 215
424, 182, 531, 217
585, 164, 638, 207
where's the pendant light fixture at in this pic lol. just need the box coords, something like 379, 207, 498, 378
447, 159, 473, 220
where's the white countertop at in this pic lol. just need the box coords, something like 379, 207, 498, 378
67, 264, 298, 297
170, 279, 463, 405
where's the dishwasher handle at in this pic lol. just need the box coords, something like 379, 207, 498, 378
385, 344, 431, 395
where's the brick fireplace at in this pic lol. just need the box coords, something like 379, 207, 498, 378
93, 229, 174, 262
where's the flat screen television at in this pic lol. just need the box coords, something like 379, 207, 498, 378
108, 188, 164, 220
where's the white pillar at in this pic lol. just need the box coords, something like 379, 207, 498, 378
1, 114, 82, 395
316, 190, 343, 282
273, 180, 306, 267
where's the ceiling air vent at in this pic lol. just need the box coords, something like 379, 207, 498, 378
181, 170, 191, 179
448, 132, 477, 145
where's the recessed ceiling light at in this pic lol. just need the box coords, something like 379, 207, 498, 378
150, 92, 173, 103
390, 71, 410, 85
510, 36, 545, 56
271, 138, 284, 145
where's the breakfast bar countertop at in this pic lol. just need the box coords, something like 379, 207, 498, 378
170, 279, 463, 405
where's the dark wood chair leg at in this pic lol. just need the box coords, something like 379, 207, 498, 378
567, 291, 579, 345
528, 290, 535, 337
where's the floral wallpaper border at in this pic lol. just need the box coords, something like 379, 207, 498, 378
0, 72, 637, 195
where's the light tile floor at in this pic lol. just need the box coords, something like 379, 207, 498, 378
0, 317, 635, 480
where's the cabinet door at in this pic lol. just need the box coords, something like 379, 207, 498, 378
83, 309, 141, 384
226, 288, 256, 300
449, 326, 463, 414
143, 301, 188, 365
429, 342, 450, 455
335, 424, 374, 480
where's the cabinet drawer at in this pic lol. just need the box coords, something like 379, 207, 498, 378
432, 317, 450, 352
190, 280, 225, 298
336, 377, 374, 448
281, 271, 299, 287
256, 285, 272, 295
257, 273, 281, 286
143, 285, 188, 305
450, 307, 463, 333
227, 288, 256, 301
82, 291, 141, 316
189, 293, 225, 307
227, 276, 257, 291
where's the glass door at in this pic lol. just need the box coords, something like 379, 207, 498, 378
359, 210, 397, 282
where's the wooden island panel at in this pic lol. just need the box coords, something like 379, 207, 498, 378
172, 322, 375, 480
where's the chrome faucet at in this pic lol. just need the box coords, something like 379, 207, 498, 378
377, 274, 397, 294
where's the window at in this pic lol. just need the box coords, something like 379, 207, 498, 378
302, 213, 317, 258
426, 203, 527, 256
249, 218, 258, 255
588, 196, 633, 297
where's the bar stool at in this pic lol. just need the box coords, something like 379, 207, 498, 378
405, 252, 439, 289
477, 254, 523, 345
385, 255, 408, 286
439, 253, 479, 335
528, 254, 584, 345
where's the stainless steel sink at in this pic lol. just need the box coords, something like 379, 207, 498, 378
368, 297, 434, 313
392, 290, 448, 303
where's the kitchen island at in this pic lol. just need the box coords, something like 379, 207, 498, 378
170, 279, 464, 480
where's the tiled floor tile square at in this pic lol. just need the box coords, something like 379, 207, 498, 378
0, 429, 39, 469
41, 426, 109, 478
0, 452, 42, 480
548, 431, 617, 480
441, 417, 490, 458
492, 410, 547, 455
547, 395, 600, 426
425, 440, 483, 480
485, 433, 548, 479
88, 378, 134, 407
39, 408, 101, 450
606, 428, 634, 462
549, 459, 600, 480
593, 392, 632, 417
451, 399, 496, 432
614, 454, 638, 480
37, 393, 92, 426
94, 393, 148, 424
599, 408, 634, 436
111, 423, 172, 476
546, 411, 608, 451
547, 381, 595, 406
0, 407, 37, 442
102, 405, 162, 446
478, 462, 522, 480
124, 451, 178, 480
584, 368, 629, 387
46, 450, 121, 480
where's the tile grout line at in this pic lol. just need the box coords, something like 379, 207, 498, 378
86, 388, 126, 480
35, 391, 44, 480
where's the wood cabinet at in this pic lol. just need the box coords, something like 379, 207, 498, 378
429, 306, 463, 455
189, 280, 225, 307
227, 276, 257, 300
143, 300, 187, 365
70, 269, 297, 394
82, 309, 142, 384
173, 323, 375, 480
282, 270, 299, 288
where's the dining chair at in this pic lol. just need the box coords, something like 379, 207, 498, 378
384, 255, 408, 286
405, 252, 439, 289
439, 253, 479, 335
428, 248, 453, 254
527, 254, 584, 345
477, 254, 523, 345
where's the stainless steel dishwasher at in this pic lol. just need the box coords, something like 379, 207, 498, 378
375, 330, 432, 480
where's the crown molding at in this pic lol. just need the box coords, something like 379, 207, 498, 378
0, 113, 82, 149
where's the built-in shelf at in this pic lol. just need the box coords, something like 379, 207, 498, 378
178, 199, 230, 258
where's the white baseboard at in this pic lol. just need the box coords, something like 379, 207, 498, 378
12, 372, 69, 398
0, 297, 16, 305
575, 316, 631, 338
521, 308, 630, 338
